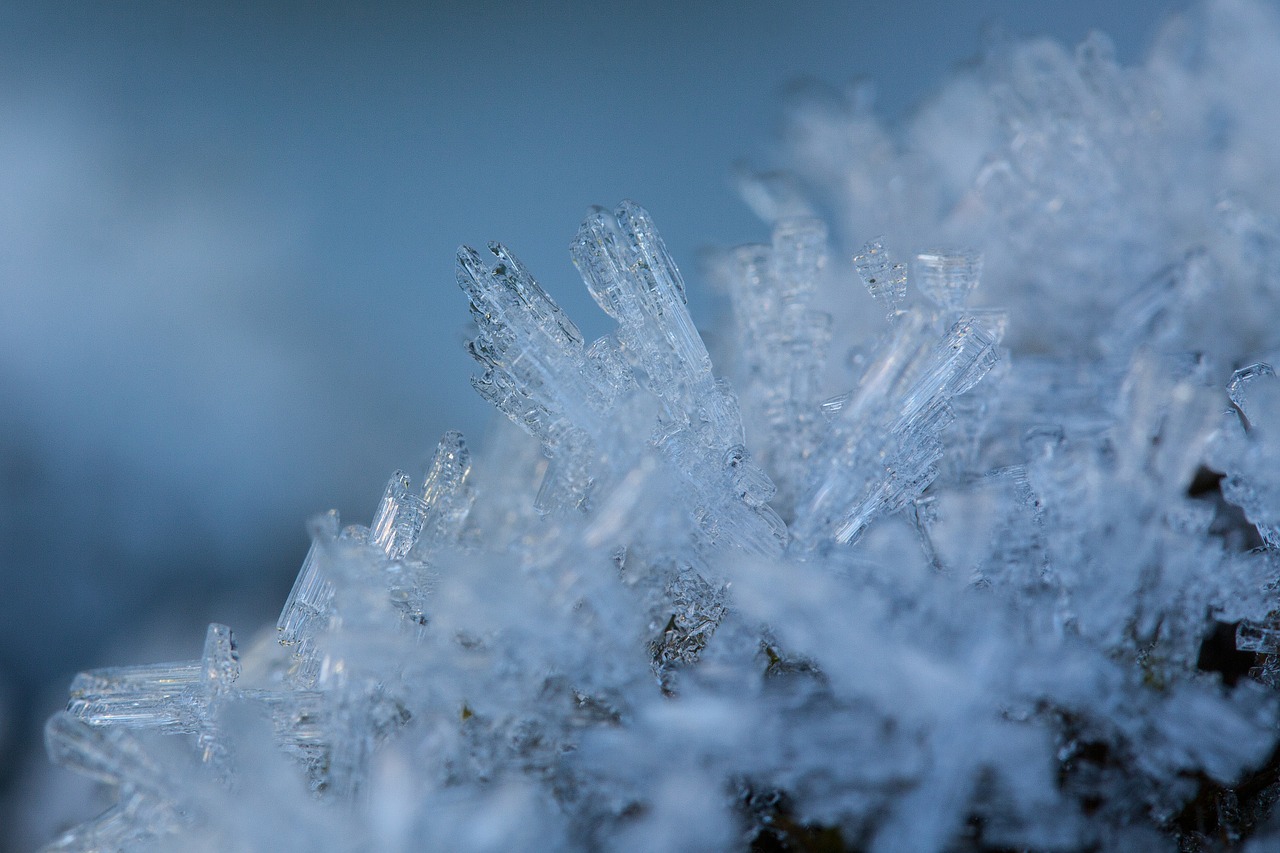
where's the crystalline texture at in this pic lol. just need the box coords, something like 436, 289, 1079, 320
854, 237, 908, 321
572, 203, 786, 552
913, 249, 983, 312
791, 262, 1000, 549
44, 714, 189, 848
458, 239, 628, 514
717, 218, 832, 518
459, 200, 785, 555
1215, 362, 1280, 550
278, 432, 474, 666
573, 202, 711, 396
67, 623, 239, 737
40, 5, 1280, 850
1228, 361, 1276, 432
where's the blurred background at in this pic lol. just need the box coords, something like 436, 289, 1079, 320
0, 0, 1191, 845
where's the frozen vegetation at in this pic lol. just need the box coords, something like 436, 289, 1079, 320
39, 1, 1280, 849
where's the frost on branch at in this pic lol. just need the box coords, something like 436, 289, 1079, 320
40, 2, 1280, 850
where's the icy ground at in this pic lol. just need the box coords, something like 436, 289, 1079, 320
38, 1, 1280, 850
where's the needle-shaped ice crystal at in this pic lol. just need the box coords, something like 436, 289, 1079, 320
572, 202, 787, 552
67, 622, 239, 739
459, 200, 785, 553
276, 511, 339, 653
913, 249, 983, 312
1214, 362, 1280, 550
792, 310, 999, 548
855, 238, 908, 320
460, 242, 591, 449
370, 472, 427, 560
1229, 362, 1276, 432
415, 429, 474, 555
573, 201, 713, 401
44, 714, 188, 848
458, 240, 629, 512
719, 218, 832, 517
277, 432, 475, 668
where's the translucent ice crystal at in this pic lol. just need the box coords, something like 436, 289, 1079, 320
40, 2, 1280, 850
715, 218, 831, 518
459, 200, 786, 558
854, 238, 908, 321
914, 248, 983, 313
791, 305, 999, 550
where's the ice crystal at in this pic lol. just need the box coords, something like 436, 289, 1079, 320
41, 1, 1280, 850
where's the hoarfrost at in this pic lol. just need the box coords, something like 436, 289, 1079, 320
40, 1, 1280, 850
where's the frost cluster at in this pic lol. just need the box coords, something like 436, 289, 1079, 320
41, 2, 1280, 850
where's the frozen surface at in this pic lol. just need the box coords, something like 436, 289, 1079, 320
39, 1, 1280, 850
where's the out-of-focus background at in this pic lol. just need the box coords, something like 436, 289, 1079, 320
1, 0, 1189, 845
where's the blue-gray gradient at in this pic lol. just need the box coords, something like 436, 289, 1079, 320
0, 0, 1191, 843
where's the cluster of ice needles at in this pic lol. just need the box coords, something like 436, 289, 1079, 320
41, 1, 1280, 850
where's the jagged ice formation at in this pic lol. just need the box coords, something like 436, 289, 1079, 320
40, 1, 1280, 850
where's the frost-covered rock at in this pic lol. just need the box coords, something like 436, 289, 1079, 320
40, 1, 1280, 850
